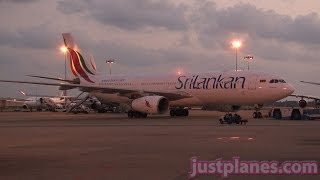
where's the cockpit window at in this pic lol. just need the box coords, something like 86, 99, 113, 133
274, 79, 279, 83
269, 79, 275, 83
260, 80, 266, 83
279, 79, 286, 83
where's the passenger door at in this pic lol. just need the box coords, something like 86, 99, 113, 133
248, 75, 257, 90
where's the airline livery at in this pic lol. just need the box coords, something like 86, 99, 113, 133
0, 33, 295, 118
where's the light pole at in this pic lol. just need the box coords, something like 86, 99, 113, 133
60, 46, 68, 96
106, 59, 115, 75
244, 55, 254, 70
232, 40, 242, 71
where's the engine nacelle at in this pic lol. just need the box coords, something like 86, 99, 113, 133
131, 96, 169, 114
202, 105, 241, 112
298, 99, 307, 108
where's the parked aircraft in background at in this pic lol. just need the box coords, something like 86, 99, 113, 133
18, 90, 70, 111
0, 33, 295, 117
289, 80, 320, 108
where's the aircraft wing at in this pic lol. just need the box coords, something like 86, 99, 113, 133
3, 99, 26, 103
19, 90, 58, 98
0, 80, 81, 89
27, 75, 78, 83
144, 90, 192, 101
290, 94, 320, 100
0, 79, 192, 101
18, 90, 76, 98
300, 81, 320, 86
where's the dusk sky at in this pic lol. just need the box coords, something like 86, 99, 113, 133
1, 0, 320, 99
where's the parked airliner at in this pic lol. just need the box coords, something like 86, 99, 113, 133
18, 90, 70, 111
0, 33, 295, 118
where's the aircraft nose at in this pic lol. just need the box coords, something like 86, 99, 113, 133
284, 83, 295, 95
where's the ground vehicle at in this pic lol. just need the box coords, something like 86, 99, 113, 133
270, 107, 302, 120
302, 108, 320, 120
96, 105, 123, 113
71, 105, 90, 114
54, 107, 66, 112
219, 114, 248, 124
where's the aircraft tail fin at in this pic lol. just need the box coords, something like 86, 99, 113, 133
62, 33, 97, 84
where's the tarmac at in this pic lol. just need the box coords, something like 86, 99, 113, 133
0, 110, 319, 180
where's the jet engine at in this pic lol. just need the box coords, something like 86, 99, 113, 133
131, 96, 169, 114
298, 99, 307, 108
202, 105, 241, 112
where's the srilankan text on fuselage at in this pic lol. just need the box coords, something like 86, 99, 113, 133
175, 75, 246, 90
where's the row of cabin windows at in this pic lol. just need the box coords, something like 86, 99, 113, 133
141, 82, 176, 86
101, 83, 132, 86
101, 82, 176, 86
269, 79, 286, 83
101, 79, 125, 82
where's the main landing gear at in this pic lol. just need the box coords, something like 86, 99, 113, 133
253, 111, 262, 119
127, 110, 148, 118
170, 108, 189, 117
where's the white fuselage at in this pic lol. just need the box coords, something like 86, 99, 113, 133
23, 97, 66, 110
87, 70, 294, 107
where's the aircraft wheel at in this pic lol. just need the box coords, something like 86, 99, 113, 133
141, 113, 148, 118
134, 111, 141, 118
170, 109, 176, 117
291, 109, 301, 120
128, 110, 134, 118
253, 112, 257, 118
183, 109, 189, 116
273, 110, 282, 120
257, 112, 262, 118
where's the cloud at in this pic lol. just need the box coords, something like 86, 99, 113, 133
0, 0, 37, 3
57, 0, 187, 31
190, 1, 320, 47
56, 0, 87, 14
183, 1, 320, 63
0, 24, 60, 49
